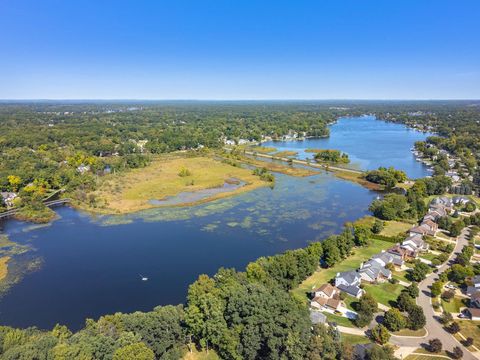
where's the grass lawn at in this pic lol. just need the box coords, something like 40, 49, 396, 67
339, 333, 370, 345
392, 270, 410, 283
392, 328, 427, 337
292, 239, 393, 301
441, 296, 467, 313
87, 155, 267, 214
363, 282, 405, 307
458, 321, 480, 348
419, 252, 437, 261
380, 220, 413, 237
344, 295, 359, 311
323, 312, 356, 328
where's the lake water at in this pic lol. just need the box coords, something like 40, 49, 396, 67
263, 115, 432, 178
0, 116, 431, 330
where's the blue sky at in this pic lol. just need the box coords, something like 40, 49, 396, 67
1, 0, 479, 99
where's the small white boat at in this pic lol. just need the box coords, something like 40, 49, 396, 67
140, 274, 148, 281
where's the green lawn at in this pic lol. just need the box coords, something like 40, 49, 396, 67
441, 296, 467, 313
363, 282, 405, 307
392, 328, 427, 337
292, 239, 393, 301
458, 321, 480, 348
323, 312, 356, 328
392, 270, 410, 283
339, 333, 370, 345
419, 252, 437, 261
343, 295, 359, 311
380, 220, 413, 237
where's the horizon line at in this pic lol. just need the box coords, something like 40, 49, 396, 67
1, 98, 480, 102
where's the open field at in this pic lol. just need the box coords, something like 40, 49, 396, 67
85, 155, 268, 214
380, 220, 413, 237
292, 239, 393, 301
0, 256, 10, 281
363, 282, 404, 307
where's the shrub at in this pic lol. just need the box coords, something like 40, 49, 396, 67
451, 346, 463, 359
428, 338, 442, 353
178, 167, 192, 177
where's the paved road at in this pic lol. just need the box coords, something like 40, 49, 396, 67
390, 227, 479, 359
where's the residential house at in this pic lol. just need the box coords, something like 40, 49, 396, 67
312, 283, 339, 299
470, 292, 480, 308
0, 192, 18, 208
311, 296, 343, 312
430, 197, 453, 210
453, 196, 470, 206
358, 260, 392, 283
337, 284, 364, 298
409, 225, 430, 237
420, 219, 438, 235
335, 270, 361, 288
335, 271, 364, 298
77, 164, 90, 174
428, 205, 448, 218
401, 234, 428, 253
388, 245, 416, 261
371, 251, 403, 268
466, 308, 480, 321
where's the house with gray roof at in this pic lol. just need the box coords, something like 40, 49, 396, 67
335, 270, 361, 288
358, 260, 392, 283
337, 284, 364, 298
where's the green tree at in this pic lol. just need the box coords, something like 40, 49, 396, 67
370, 324, 391, 344
383, 308, 406, 332
112, 342, 154, 360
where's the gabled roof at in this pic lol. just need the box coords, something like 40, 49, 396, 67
359, 260, 391, 280
467, 308, 480, 317
336, 270, 360, 284
472, 275, 480, 285
471, 291, 480, 301
313, 283, 337, 297
337, 284, 362, 297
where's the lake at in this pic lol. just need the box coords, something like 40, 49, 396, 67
263, 115, 433, 178
0, 116, 431, 330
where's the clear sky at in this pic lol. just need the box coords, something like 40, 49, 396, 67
1, 0, 479, 100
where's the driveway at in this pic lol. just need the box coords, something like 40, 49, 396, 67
390, 227, 479, 359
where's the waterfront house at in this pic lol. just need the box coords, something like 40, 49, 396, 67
430, 197, 453, 210
76, 164, 90, 174
408, 225, 431, 237
453, 196, 470, 206
0, 192, 18, 208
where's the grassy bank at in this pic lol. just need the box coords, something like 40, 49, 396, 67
239, 155, 319, 177
0, 256, 10, 281
13, 204, 57, 223
330, 169, 382, 190
80, 155, 269, 214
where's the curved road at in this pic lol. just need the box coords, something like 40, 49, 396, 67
390, 227, 479, 359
